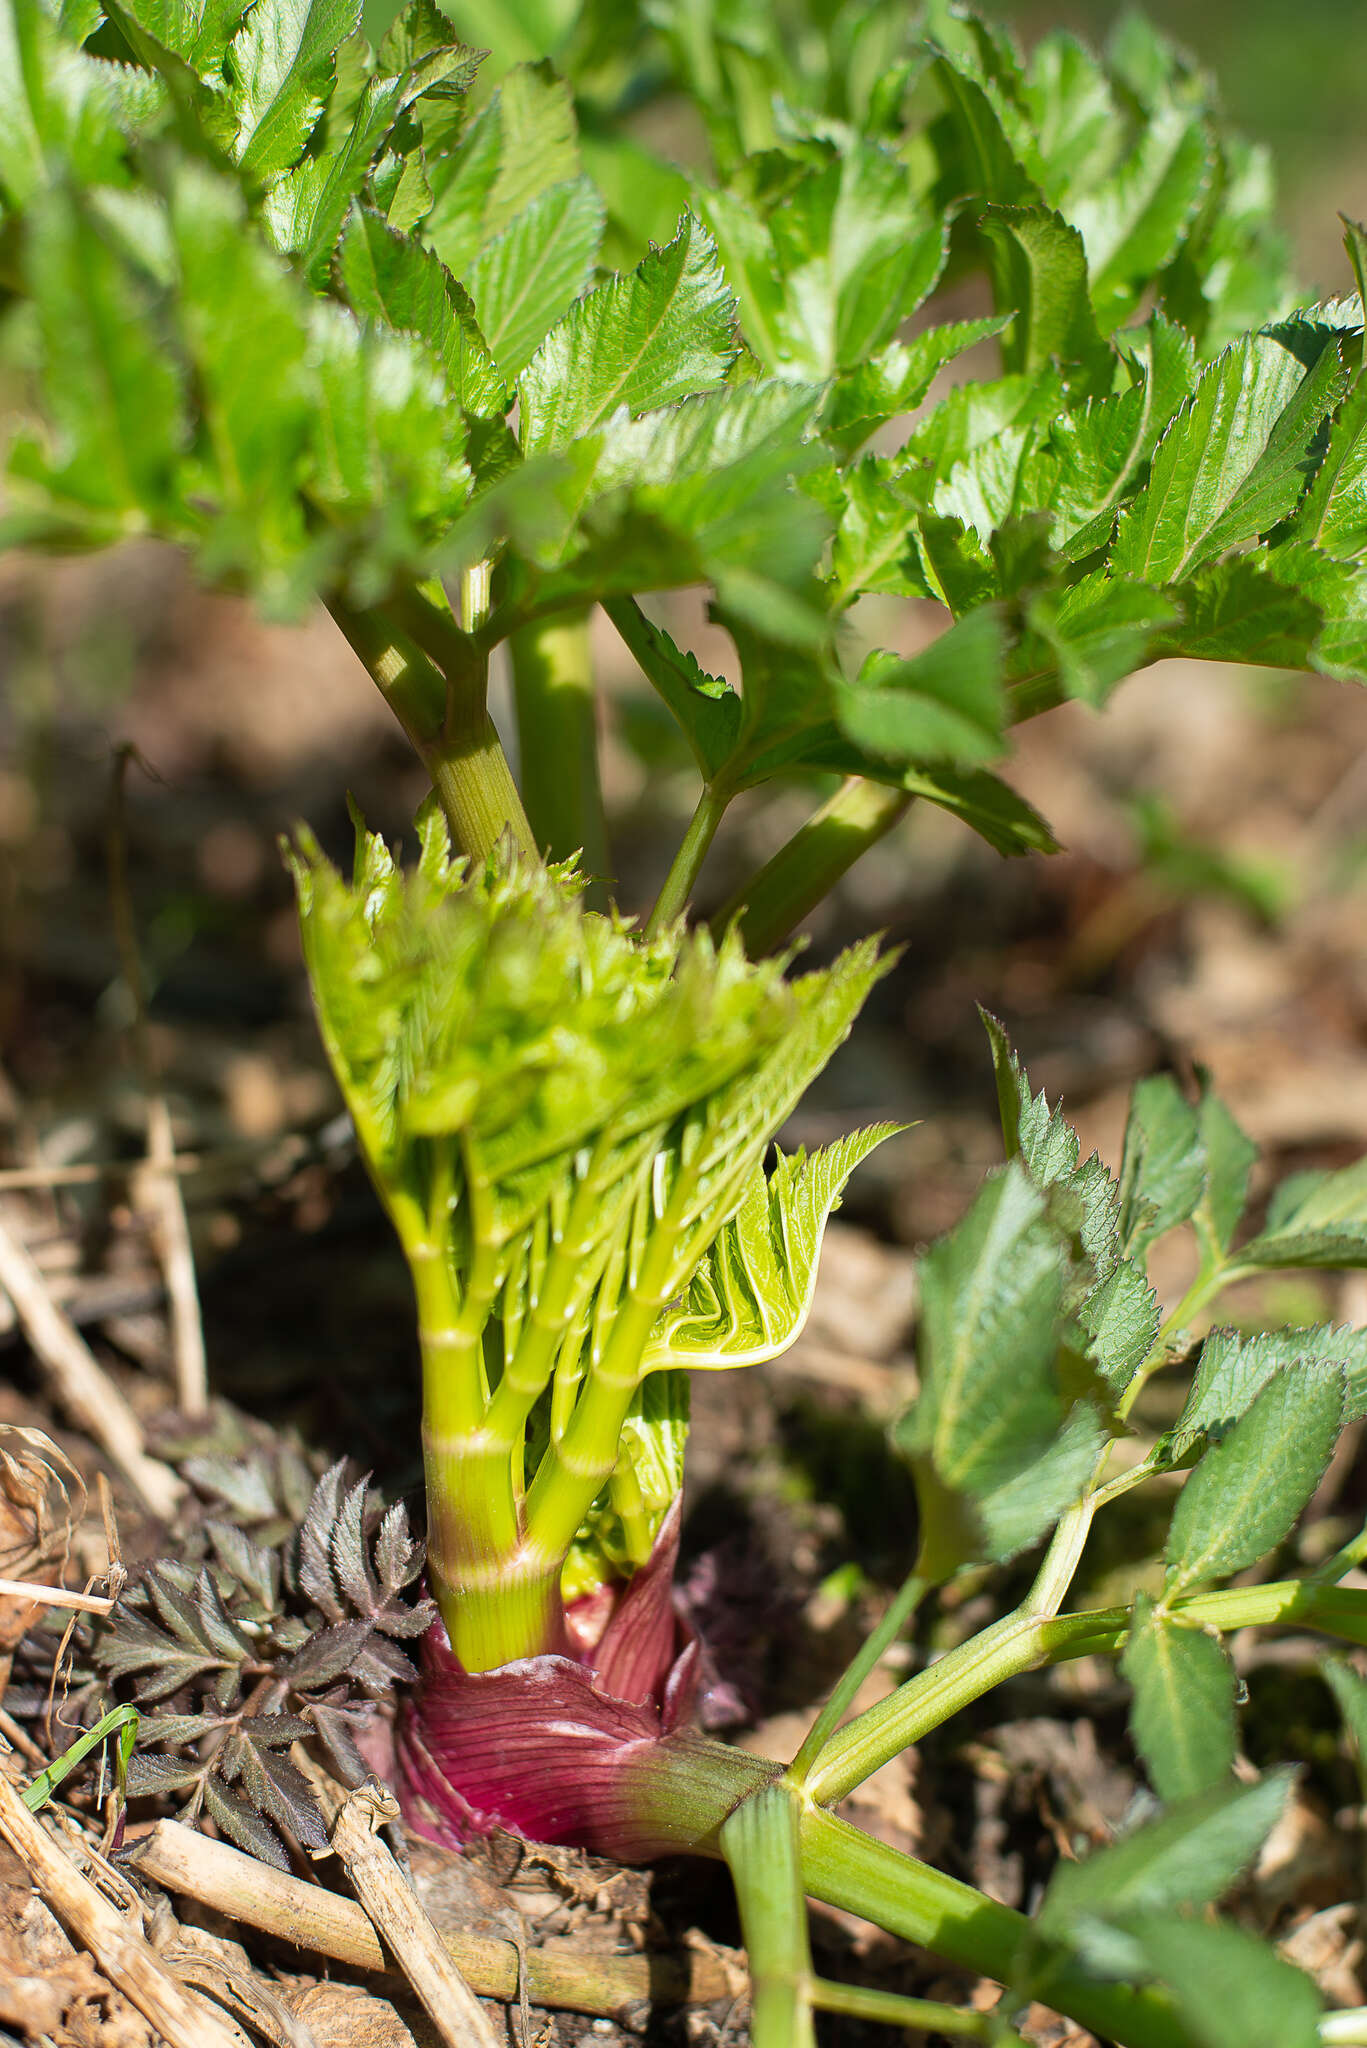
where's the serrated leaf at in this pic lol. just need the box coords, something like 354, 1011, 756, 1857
1165, 1362, 1344, 1593
643, 1126, 898, 1371
1028, 575, 1179, 708
823, 317, 1012, 457
1039, 1772, 1291, 1931
1194, 1087, 1256, 1257
834, 610, 1007, 770
297, 1459, 347, 1615
182, 1454, 281, 1523
228, 0, 361, 182
896, 1162, 1104, 1576
603, 598, 741, 783
337, 208, 504, 416
1069, 103, 1211, 325
114, 0, 247, 73
980, 203, 1109, 384
202, 1772, 290, 1868
1112, 334, 1342, 584
1124, 1914, 1321, 2048
1123, 1595, 1236, 1801
1174, 1324, 1367, 1454
465, 178, 605, 381
1287, 364, 1367, 559
168, 164, 314, 593
519, 214, 736, 453
1155, 555, 1324, 669
125, 1752, 210, 1797
899, 763, 1060, 858
282, 1617, 376, 1686
263, 73, 406, 284
1237, 1152, 1367, 1269
236, 1736, 328, 1847
17, 182, 185, 525
1116, 1074, 1204, 1260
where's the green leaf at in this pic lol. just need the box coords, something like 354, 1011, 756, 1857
465, 178, 605, 380
1112, 334, 1343, 585
519, 215, 736, 453
1068, 104, 1211, 327
602, 598, 741, 784
897, 764, 1060, 858
1156, 555, 1324, 669
1027, 574, 1179, 708
168, 164, 314, 593
306, 299, 471, 599
0, 0, 157, 208
823, 317, 1012, 457
1286, 368, 1367, 559
1174, 1325, 1367, 1454
114, 0, 247, 73
830, 458, 931, 605
1122, 1594, 1236, 1802
15, 181, 185, 526
1165, 1362, 1345, 1593
834, 610, 1007, 770
1194, 1086, 1257, 1258
980, 203, 1109, 384
1124, 1915, 1321, 2048
1116, 1074, 1204, 1260
337, 207, 506, 415
263, 72, 406, 283
896, 1162, 1103, 1577
642, 1126, 900, 1371
482, 61, 579, 239
980, 1012, 1159, 1393
696, 138, 945, 382
1239, 1153, 1367, 1269
1038, 1772, 1291, 1931
227, 0, 361, 182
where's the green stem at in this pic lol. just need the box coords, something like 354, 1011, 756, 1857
646, 782, 731, 936
808, 1978, 1021, 2041
509, 612, 611, 899
329, 594, 534, 864
712, 778, 911, 956
720, 1785, 818, 2048
799, 1809, 1196, 2048
787, 1571, 927, 1786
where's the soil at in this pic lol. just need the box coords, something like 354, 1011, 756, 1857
3, 540, 1367, 2043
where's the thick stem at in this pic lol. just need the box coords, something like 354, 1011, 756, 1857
646, 782, 732, 936
509, 612, 610, 897
328, 596, 534, 864
712, 778, 911, 956
720, 1785, 818, 2048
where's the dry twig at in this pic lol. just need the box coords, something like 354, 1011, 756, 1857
132, 1816, 742, 2017
327, 1779, 501, 2048
0, 1212, 182, 1519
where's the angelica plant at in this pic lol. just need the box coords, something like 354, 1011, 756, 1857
15, 1, 1367, 2042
